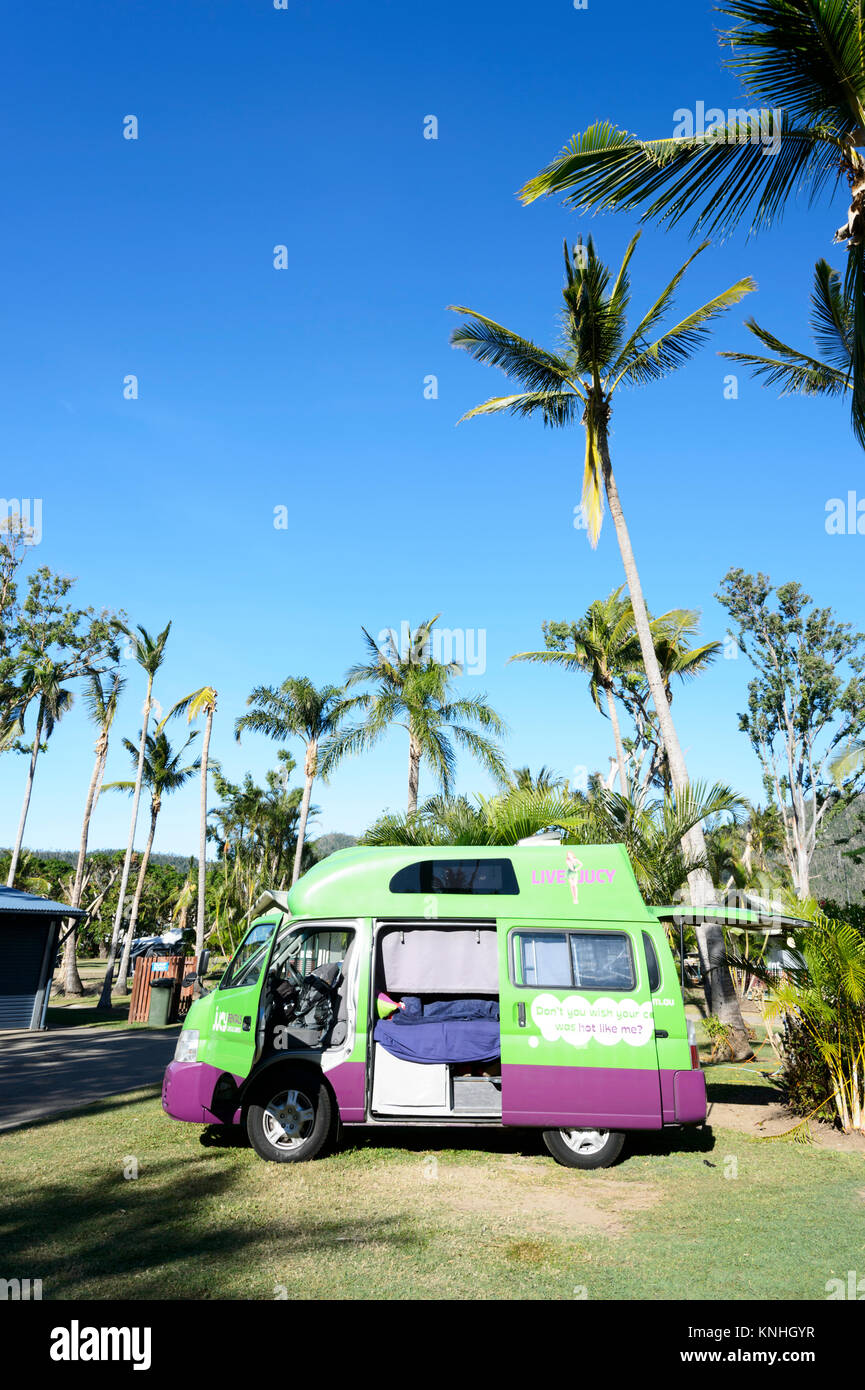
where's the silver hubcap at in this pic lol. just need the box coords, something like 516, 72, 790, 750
262, 1089, 315, 1151
559, 1128, 609, 1156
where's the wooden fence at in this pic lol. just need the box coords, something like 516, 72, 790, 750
129, 954, 200, 1024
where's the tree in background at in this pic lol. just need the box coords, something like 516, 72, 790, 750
511, 589, 642, 795
98, 622, 171, 1009
60, 668, 126, 995
235, 678, 348, 885
208, 752, 312, 950
160, 686, 218, 955
512, 592, 720, 798
519, 0, 865, 445
364, 779, 741, 911
717, 569, 865, 898
3, 566, 121, 887
325, 619, 508, 814
450, 238, 752, 1049
107, 727, 201, 989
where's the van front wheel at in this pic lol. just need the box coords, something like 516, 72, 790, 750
246, 1076, 332, 1163
543, 1127, 625, 1170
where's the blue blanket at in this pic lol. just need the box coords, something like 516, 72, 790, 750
374, 998, 500, 1064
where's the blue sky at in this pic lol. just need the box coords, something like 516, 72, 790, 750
1, 0, 861, 858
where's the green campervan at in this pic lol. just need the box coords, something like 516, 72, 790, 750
163, 843, 719, 1169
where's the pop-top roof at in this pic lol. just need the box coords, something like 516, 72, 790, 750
0, 886, 86, 920
254, 844, 657, 924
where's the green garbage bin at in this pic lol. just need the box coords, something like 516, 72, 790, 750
148, 976, 176, 1025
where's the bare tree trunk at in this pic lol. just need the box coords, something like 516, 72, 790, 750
407, 734, 421, 815
62, 733, 109, 995
604, 685, 629, 796
599, 428, 750, 1056
292, 741, 316, 886
6, 700, 44, 888
98, 679, 153, 1009
196, 707, 213, 951
116, 802, 159, 991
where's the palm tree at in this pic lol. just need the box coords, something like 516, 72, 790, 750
363, 786, 587, 846
98, 622, 171, 1010
730, 899, 865, 1133
235, 678, 348, 885
574, 782, 745, 906
622, 608, 722, 797
365, 779, 742, 907
60, 669, 125, 995
107, 727, 201, 989
511, 589, 644, 795
323, 619, 508, 814
159, 687, 217, 955
6, 659, 74, 887
450, 236, 753, 1052
519, 1, 865, 443
721, 258, 853, 404
508, 765, 569, 794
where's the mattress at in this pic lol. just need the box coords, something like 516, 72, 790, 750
373, 997, 501, 1064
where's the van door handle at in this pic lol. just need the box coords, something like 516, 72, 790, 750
242, 1017, 252, 1032
517, 1002, 526, 1027
654, 1029, 668, 1039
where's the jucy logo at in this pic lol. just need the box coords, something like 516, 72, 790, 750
213, 1010, 243, 1034
532, 854, 617, 906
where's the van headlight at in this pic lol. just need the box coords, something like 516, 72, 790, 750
174, 1030, 199, 1063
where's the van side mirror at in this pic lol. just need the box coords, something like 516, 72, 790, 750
197, 950, 211, 980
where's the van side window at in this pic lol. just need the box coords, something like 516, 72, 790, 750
642, 931, 661, 992
389, 858, 519, 895
516, 932, 571, 987
513, 931, 635, 992
570, 933, 635, 991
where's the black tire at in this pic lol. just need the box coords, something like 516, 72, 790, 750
542, 1127, 625, 1170
245, 1072, 333, 1163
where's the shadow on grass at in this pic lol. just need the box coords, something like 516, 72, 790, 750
0, 1151, 422, 1300
3, 1086, 165, 1137
201, 1117, 721, 1165
706, 1080, 781, 1107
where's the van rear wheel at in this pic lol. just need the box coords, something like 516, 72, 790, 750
246, 1075, 332, 1163
543, 1127, 625, 1170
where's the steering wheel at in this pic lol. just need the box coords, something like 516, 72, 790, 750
280, 958, 304, 989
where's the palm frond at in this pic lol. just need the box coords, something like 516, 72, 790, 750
448, 309, 574, 393
519, 117, 845, 238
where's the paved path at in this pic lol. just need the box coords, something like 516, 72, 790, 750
0, 1026, 179, 1132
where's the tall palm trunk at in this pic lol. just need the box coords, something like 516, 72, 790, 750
62, 729, 110, 995
407, 733, 421, 815
196, 706, 213, 951
6, 698, 45, 888
98, 679, 153, 1009
291, 740, 317, 886
604, 685, 629, 796
599, 426, 749, 1054
117, 799, 160, 989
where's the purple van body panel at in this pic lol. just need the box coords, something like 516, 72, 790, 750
673, 1069, 707, 1124
162, 1060, 244, 1124
163, 1058, 704, 1132
501, 1064, 707, 1129
323, 1059, 366, 1122
502, 1062, 663, 1129
163, 1057, 369, 1126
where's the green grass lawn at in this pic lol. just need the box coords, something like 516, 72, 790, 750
0, 1073, 861, 1301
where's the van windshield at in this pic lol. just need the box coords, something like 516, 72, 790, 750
221, 922, 277, 990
